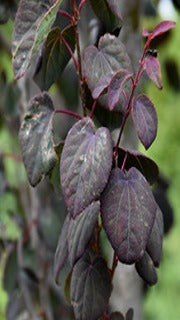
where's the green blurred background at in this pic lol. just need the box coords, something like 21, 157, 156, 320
0, 2, 180, 320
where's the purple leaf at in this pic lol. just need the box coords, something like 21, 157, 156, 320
68, 201, 100, 267
142, 28, 150, 37
117, 148, 159, 185
132, 94, 157, 149
54, 215, 70, 281
60, 117, 113, 218
135, 251, 158, 286
151, 20, 176, 40
108, 70, 132, 110
70, 249, 112, 320
147, 205, 164, 267
101, 167, 157, 264
92, 74, 112, 100
144, 55, 163, 89
83, 34, 132, 112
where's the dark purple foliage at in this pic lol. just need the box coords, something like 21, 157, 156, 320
8, 2, 175, 317
135, 251, 158, 286
68, 201, 100, 266
147, 205, 164, 267
117, 148, 159, 185
108, 69, 132, 110
144, 55, 163, 89
70, 249, 112, 320
60, 117, 113, 218
101, 167, 157, 264
132, 94, 157, 149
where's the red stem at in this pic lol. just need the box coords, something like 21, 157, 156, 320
60, 34, 79, 72
55, 109, 82, 120
121, 151, 128, 171
114, 37, 152, 158
111, 252, 118, 280
90, 100, 97, 118
58, 10, 73, 23
79, 0, 87, 12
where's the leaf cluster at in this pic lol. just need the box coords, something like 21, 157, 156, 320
0, 1, 176, 319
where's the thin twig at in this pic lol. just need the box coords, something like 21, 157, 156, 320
55, 109, 82, 120
90, 100, 97, 118
79, 0, 87, 12
60, 33, 79, 72
74, 23, 87, 116
111, 251, 119, 280
58, 9, 73, 23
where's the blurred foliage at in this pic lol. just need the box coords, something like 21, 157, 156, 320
142, 16, 180, 320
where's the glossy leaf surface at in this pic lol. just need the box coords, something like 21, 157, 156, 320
147, 205, 164, 267
117, 148, 159, 185
84, 34, 131, 111
101, 167, 157, 264
135, 251, 158, 286
144, 55, 163, 89
151, 20, 176, 39
68, 201, 100, 267
132, 94, 157, 149
12, 0, 62, 79
60, 117, 113, 217
108, 70, 132, 110
34, 26, 75, 90
71, 249, 112, 320
19, 92, 57, 186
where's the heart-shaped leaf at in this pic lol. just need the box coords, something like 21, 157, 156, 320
144, 55, 163, 89
117, 148, 159, 185
12, 0, 62, 79
68, 201, 100, 267
147, 205, 164, 267
135, 251, 158, 286
84, 34, 131, 112
71, 249, 112, 320
132, 94, 157, 149
60, 117, 113, 217
89, 0, 122, 32
101, 167, 157, 264
19, 92, 57, 187
151, 20, 176, 40
34, 25, 75, 91
108, 69, 132, 110
54, 214, 70, 281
